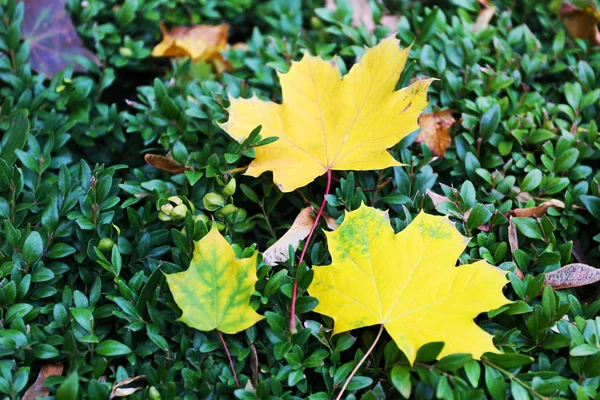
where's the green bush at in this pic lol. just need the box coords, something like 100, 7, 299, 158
1, 0, 600, 398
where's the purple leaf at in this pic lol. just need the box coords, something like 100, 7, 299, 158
20, 0, 100, 77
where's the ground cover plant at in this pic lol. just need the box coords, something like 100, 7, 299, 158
2, 0, 600, 398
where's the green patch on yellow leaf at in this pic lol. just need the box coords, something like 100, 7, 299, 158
219, 37, 433, 192
166, 226, 263, 334
308, 205, 511, 363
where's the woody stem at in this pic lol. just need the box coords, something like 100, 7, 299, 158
289, 169, 332, 333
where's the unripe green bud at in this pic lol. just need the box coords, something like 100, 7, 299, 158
119, 47, 134, 57
222, 178, 236, 197
160, 203, 174, 215
158, 211, 172, 222
194, 213, 209, 224
215, 204, 237, 218
98, 238, 115, 252
171, 204, 188, 220
310, 16, 323, 29
168, 196, 183, 205
203, 192, 225, 211
149, 387, 162, 400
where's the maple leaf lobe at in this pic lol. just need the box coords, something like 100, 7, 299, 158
309, 204, 511, 363
219, 37, 433, 192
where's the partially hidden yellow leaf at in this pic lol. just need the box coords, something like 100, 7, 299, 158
219, 37, 433, 192
416, 110, 457, 157
166, 226, 264, 334
152, 22, 230, 63
308, 204, 511, 363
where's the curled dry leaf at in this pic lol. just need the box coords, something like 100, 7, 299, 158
560, 1, 600, 45
23, 364, 64, 400
263, 207, 340, 266
508, 199, 565, 218
416, 110, 458, 157
545, 263, 600, 289
20, 0, 100, 77
151, 23, 233, 73
144, 154, 190, 174
109, 375, 146, 399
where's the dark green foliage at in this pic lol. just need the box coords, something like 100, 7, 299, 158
1, 0, 600, 398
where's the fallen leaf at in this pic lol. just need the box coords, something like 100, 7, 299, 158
508, 199, 565, 218
560, 2, 600, 45
325, 0, 399, 31
308, 205, 511, 363
220, 37, 432, 192
166, 226, 264, 333
545, 263, 600, 289
23, 364, 64, 400
20, 0, 100, 77
264, 207, 340, 266
263, 208, 315, 266
152, 22, 232, 71
473, 5, 497, 33
416, 110, 457, 156
109, 376, 146, 399
144, 154, 190, 174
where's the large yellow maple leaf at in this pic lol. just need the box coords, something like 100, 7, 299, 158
219, 37, 433, 192
308, 205, 511, 363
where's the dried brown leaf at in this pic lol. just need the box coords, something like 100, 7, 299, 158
110, 375, 146, 399
144, 154, 190, 174
416, 110, 457, 157
23, 364, 64, 400
545, 263, 600, 289
508, 199, 565, 218
263, 208, 340, 266
560, 2, 600, 44
263, 208, 315, 266
473, 6, 496, 33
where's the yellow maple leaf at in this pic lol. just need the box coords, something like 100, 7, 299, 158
308, 205, 511, 363
219, 37, 433, 192
152, 22, 231, 70
165, 226, 264, 334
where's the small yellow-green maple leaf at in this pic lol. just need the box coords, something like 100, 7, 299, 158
165, 226, 264, 334
308, 205, 511, 363
218, 37, 433, 192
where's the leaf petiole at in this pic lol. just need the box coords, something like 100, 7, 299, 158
289, 169, 333, 333
217, 330, 240, 387
336, 324, 385, 400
